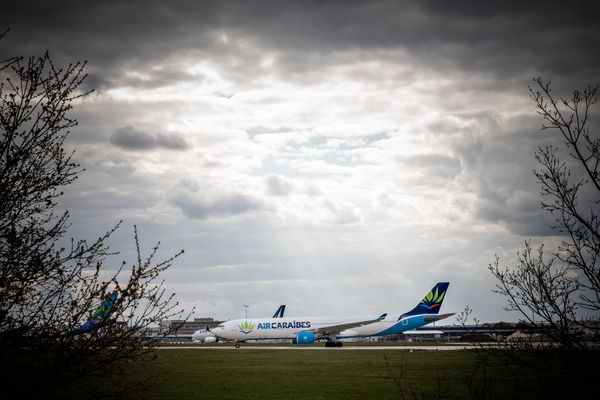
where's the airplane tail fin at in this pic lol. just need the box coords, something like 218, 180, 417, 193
272, 305, 286, 318
398, 282, 449, 320
69, 291, 119, 335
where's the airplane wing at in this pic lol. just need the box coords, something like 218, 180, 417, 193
311, 313, 387, 337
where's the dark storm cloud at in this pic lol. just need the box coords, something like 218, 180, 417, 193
171, 190, 264, 220
449, 112, 569, 236
156, 133, 189, 150
110, 126, 155, 150
2, 1, 598, 88
110, 126, 189, 151
476, 190, 558, 236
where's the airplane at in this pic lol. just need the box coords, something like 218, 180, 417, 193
70, 291, 119, 336
211, 282, 453, 348
192, 304, 287, 343
192, 328, 218, 343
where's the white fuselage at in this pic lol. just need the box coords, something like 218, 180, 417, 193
192, 329, 217, 343
211, 314, 440, 342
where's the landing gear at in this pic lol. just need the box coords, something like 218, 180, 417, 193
235, 342, 241, 348
325, 341, 343, 348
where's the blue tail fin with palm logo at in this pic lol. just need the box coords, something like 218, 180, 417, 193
398, 282, 449, 320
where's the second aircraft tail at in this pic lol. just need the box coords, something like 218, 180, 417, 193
272, 305, 286, 318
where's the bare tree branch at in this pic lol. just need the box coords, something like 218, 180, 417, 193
0, 34, 191, 399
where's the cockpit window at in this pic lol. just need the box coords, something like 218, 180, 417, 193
217, 324, 225, 329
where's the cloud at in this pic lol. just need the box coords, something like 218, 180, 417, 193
398, 153, 462, 182
4, 1, 597, 323
156, 133, 189, 150
2, 1, 598, 90
110, 126, 189, 151
110, 126, 155, 150
416, 108, 569, 237
323, 200, 363, 225
264, 175, 294, 196
170, 186, 264, 220
476, 190, 558, 236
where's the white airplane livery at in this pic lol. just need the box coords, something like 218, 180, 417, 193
212, 282, 453, 347
193, 304, 287, 343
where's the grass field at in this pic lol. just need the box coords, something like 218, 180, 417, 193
126, 348, 579, 400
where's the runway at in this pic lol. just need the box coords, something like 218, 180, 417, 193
156, 345, 474, 351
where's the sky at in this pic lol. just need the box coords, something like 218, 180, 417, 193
2, 0, 599, 323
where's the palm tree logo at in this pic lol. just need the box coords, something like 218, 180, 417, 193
238, 320, 255, 334
419, 287, 446, 310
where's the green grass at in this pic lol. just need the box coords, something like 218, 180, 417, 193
127, 348, 556, 400
126, 346, 600, 399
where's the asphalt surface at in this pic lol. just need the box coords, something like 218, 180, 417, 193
156, 345, 474, 351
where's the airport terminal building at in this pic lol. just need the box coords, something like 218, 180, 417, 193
160, 317, 224, 337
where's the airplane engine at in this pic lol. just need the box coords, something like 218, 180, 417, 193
294, 331, 314, 344
204, 336, 217, 343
